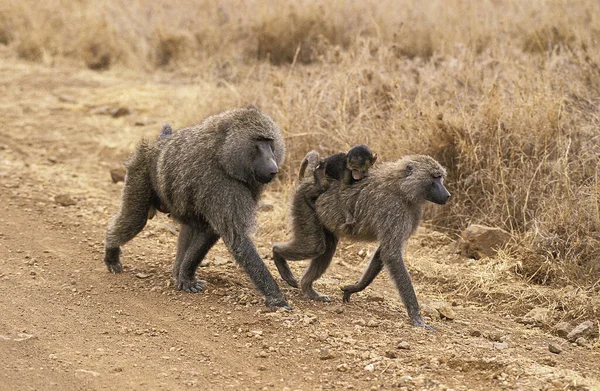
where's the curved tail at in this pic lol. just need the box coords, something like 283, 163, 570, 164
298, 150, 321, 181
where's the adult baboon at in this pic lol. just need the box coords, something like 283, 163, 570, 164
274, 155, 450, 328
104, 106, 290, 309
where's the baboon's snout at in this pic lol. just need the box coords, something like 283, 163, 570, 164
255, 158, 279, 183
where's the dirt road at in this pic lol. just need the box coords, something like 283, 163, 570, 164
1, 58, 598, 390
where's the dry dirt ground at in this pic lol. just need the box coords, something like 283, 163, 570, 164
1, 57, 599, 391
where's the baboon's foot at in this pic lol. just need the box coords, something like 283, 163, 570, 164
104, 247, 123, 274
302, 285, 331, 302
273, 253, 299, 288
106, 261, 123, 274
341, 284, 358, 303
176, 278, 207, 293
411, 316, 435, 332
265, 296, 292, 310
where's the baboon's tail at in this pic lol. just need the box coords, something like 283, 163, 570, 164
298, 150, 321, 181
157, 123, 173, 140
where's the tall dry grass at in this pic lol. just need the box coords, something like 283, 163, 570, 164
2, 0, 600, 288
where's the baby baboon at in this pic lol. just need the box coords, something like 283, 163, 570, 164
297, 145, 376, 218
274, 155, 450, 329
104, 107, 291, 309
325, 144, 377, 231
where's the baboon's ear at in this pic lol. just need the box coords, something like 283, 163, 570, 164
371, 153, 378, 165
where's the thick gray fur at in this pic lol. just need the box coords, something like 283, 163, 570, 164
273, 155, 450, 329
104, 107, 290, 309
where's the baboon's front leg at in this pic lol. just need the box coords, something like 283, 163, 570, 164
104, 171, 152, 273
224, 232, 291, 309
384, 249, 433, 331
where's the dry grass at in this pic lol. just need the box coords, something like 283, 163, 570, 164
4, 0, 600, 292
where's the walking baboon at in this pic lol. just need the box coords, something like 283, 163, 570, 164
274, 155, 450, 329
104, 107, 291, 309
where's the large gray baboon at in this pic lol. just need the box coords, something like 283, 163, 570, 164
104, 106, 290, 309
273, 155, 450, 329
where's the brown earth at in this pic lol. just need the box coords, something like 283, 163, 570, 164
0, 57, 599, 391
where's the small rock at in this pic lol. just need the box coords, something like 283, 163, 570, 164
397, 376, 413, 386
135, 273, 151, 279
256, 350, 268, 358
385, 350, 397, 359
367, 294, 384, 303
364, 363, 374, 372
435, 304, 456, 320
397, 341, 410, 350
213, 256, 230, 266
576, 337, 588, 347
57, 94, 77, 103
548, 343, 562, 354
319, 349, 334, 360
366, 319, 378, 327
111, 107, 131, 118
519, 307, 548, 326
336, 363, 349, 372
459, 224, 511, 259
55, 194, 76, 206
334, 306, 344, 314
199, 259, 210, 267
257, 201, 274, 212
470, 330, 482, 337
110, 167, 126, 183
553, 322, 572, 338
493, 342, 509, 350
134, 121, 146, 126
420, 304, 438, 319
566, 320, 596, 342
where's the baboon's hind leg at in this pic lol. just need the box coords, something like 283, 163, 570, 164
341, 247, 383, 302
104, 169, 152, 273
300, 229, 338, 302
273, 237, 326, 288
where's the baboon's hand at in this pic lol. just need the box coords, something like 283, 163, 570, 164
340, 285, 357, 303
176, 279, 207, 293
265, 296, 292, 310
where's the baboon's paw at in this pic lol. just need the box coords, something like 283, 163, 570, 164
340, 285, 357, 303
106, 262, 123, 274
177, 279, 207, 293
303, 288, 331, 302
265, 296, 292, 310
412, 318, 435, 332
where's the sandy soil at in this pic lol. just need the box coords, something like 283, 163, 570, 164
0, 57, 599, 391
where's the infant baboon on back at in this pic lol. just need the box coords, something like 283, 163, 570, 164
274, 155, 450, 329
298, 145, 377, 227
104, 107, 291, 309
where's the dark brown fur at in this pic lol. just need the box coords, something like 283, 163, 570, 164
273, 155, 450, 328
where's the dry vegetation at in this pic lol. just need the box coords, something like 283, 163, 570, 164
2, 0, 600, 291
